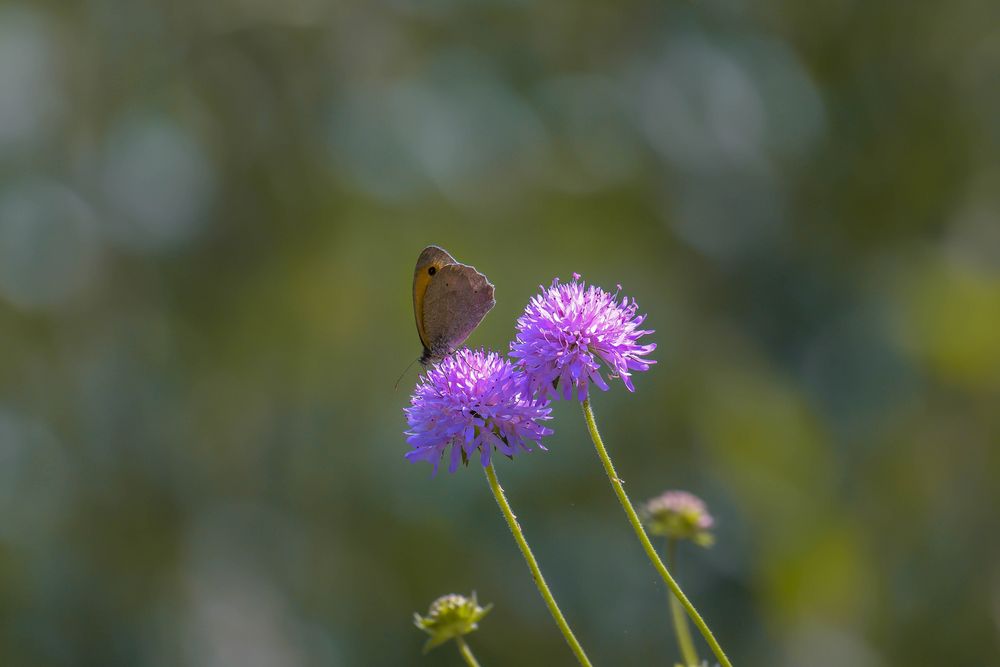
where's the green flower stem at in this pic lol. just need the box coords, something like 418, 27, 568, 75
455, 637, 482, 667
484, 463, 594, 667
581, 398, 732, 667
668, 538, 700, 667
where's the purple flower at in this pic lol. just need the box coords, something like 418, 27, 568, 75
405, 348, 553, 474
510, 274, 656, 401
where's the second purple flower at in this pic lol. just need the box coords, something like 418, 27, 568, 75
510, 274, 656, 401
405, 348, 553, 474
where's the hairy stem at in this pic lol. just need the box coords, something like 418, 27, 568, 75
582, 398, 732, 667
455, 636, 482, 667
484, 463, 593, 667
668, 538, 701, 666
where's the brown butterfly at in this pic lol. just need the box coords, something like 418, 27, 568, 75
412, 246, 495, 366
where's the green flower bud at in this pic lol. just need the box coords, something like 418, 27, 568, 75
643, 490, 715, 547
413, 592, 492, 652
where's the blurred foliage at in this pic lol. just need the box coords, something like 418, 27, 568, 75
1, 0, 999, 665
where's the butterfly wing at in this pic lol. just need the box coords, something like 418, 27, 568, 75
413, 246, 458, 352
420, 263, 495, 364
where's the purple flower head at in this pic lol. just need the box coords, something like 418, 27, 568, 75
405, 348, 553, 474
510, 275, 656, 401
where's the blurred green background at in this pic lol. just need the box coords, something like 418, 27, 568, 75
1, 0, 999, 665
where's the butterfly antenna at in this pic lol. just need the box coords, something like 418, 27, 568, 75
394, 357, 421, 391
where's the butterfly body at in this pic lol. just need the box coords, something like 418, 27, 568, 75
412, 246, 495, 365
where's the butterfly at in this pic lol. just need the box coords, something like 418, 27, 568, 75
412, 245, 495, 366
